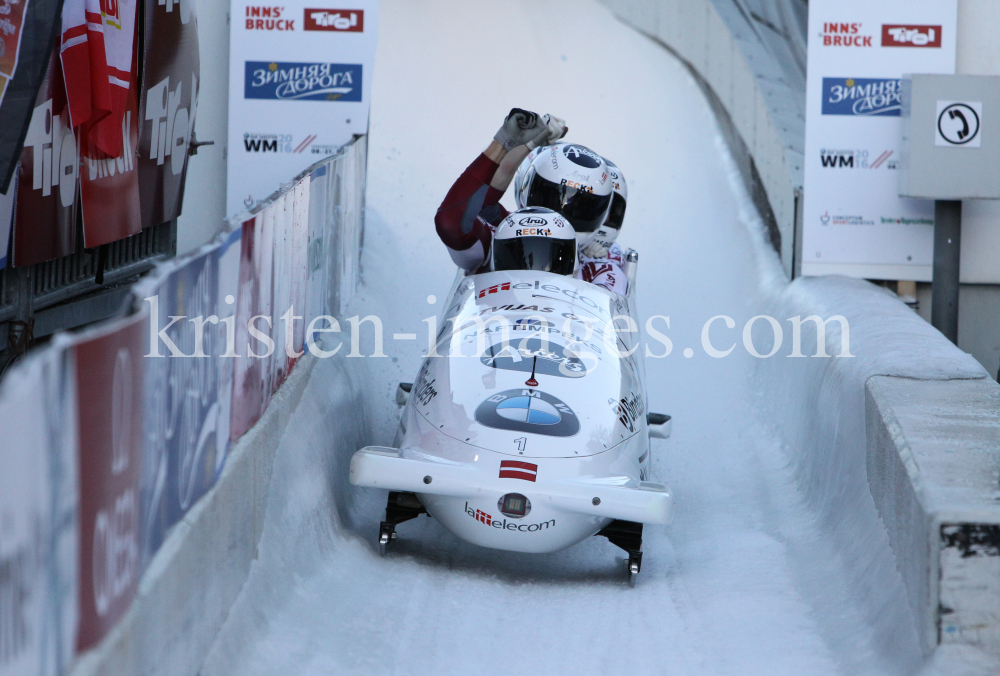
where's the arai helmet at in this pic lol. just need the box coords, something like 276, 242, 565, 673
581, 157, 628, 258
513, 143, 613, 246
491, 207, 577, 276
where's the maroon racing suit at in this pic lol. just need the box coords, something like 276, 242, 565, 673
434, 153, 509, 273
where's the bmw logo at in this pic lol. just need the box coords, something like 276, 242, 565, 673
475, 389, 580, 437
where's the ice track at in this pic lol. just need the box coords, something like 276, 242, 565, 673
198, 2, 997, 675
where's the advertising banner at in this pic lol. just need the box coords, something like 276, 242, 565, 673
137, 0, 200, 229
230, 214, 272, 438
0, 0, 66, 193
803, 0, 957, 281
138, 229, 240, 561
0, 348, 78, 676
226, 0, 378, 216
0, 179, 13, 269
13, 46, 77, 266
0, 0, 30, 105
305, 164, 329, 333
73, 312, 145, 651
80, 21, 142, 248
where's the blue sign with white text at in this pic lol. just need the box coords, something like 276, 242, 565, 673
244, 61, 363, 101
821, 77, 902, 117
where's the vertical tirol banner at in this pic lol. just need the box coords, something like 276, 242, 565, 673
802, 0, 956, 281
226, 0, 378, 216
138, 0, 200, 229
73, 312, 146, 652
13, 46, 77, 266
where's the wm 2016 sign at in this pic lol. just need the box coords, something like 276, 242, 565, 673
802, 0, 956, 281
227, 0, 378, 217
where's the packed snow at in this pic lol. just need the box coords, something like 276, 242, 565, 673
200, 1, 998, 674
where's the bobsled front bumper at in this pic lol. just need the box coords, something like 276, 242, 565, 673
349, 446, 673, 526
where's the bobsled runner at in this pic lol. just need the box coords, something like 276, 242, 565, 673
350, 252, 673, 585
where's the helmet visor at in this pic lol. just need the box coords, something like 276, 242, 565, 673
605, 192, 626, 230
492, 236, 577, 276
525, 172, 612, 233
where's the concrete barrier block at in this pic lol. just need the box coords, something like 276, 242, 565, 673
867, 375, 1000, 654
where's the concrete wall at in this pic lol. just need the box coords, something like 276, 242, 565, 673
867, 376, 1000, 653
598, 0, 801, 278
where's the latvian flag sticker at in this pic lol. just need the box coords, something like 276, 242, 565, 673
499, 460, 538, 482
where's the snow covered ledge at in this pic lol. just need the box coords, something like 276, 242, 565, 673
867, 376, 1000, 654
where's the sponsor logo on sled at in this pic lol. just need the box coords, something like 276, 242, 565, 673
244, 61, 362, 101
475, 389, 580, 437
304, 9, 364, 31
481, 338, 588, 378
499, 460, 538, 482
821, 78, 902, 117
465, 502, 554, 531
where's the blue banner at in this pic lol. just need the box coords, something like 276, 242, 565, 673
244, 61, 363, 101
821, 77, 903, 117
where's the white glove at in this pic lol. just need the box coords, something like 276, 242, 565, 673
526, 114, 569, 150
582, 226, 619, 259
494, 108, 549, 152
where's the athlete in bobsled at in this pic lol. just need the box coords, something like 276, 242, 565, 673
349, 109, 672, 586
434, 108, 629, 295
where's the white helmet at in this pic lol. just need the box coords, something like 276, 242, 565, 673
582, 158, 628, 258
512, 143, 614, 248
491, 207, 577, 276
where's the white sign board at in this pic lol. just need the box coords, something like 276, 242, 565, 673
802, 0, 956, 281
227, 0, 378, 217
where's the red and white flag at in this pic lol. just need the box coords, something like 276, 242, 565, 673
59, 0, 135, 156
499, 460, 538, 482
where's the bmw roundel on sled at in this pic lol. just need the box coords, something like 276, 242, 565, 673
349, 247, 674, 586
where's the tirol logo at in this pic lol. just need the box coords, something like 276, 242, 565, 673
562, 144, 602, 168
821, 78, 902, 117
481, 338, 589, 379
475, 389, 580, 437
244, 62, 362, 101
465, 502, 555, 532
882, 25, 941, 48
305, 9, 364, 31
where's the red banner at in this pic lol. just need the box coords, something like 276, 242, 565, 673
0, 0, 30, 85
12, 47, 78, 266
79, 20, 141, 248
74, 312, 145, 651
137, 0, 200, 228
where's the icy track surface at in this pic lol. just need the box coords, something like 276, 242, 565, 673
199, 2, 999, 675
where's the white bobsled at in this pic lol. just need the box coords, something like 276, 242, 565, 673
350, 252, 672, 584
